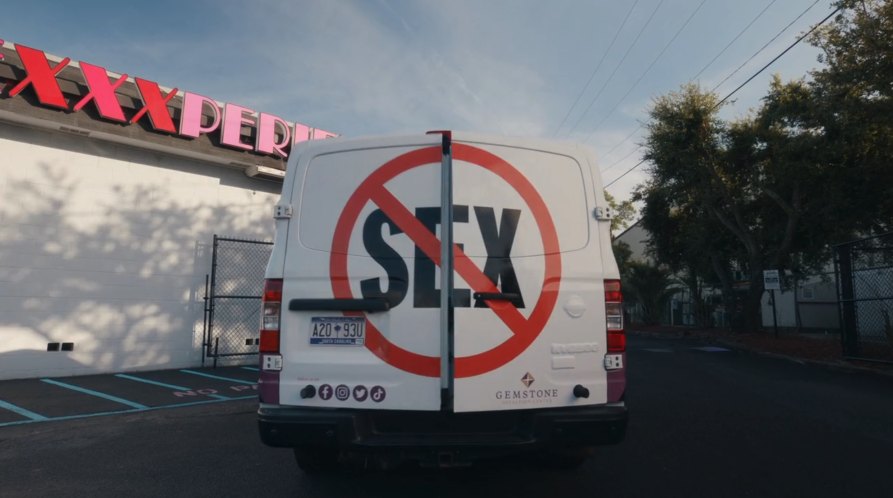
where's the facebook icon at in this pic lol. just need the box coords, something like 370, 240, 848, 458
318, 384, 333, 400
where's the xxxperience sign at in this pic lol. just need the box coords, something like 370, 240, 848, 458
0, 40, 335, 159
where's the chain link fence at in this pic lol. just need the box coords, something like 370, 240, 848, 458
204, 235, 273, 365
835, 232, 893, 363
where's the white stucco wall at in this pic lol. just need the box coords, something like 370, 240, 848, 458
0, 122, 280, 380
760, 288, 798, 328
761, 273, 840, 331
614, 220, 651, 264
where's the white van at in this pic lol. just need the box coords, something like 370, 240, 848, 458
257, 132, 627, 470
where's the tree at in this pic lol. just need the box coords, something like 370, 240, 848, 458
612, 239, 633, 275
749, 76, 851, 272
605, 190, 636, 236
623, 261, 677, 325
635, 0, 893, 331
635, 166, 735, 327
637, 84, 821, 331
809, 0, 893, 232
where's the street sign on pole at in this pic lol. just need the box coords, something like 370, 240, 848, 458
763, 269, 780, 337
763, 270, 781, 291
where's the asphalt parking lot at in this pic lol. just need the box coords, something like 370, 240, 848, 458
3, 335, 893, 497
0, 366, 259, 427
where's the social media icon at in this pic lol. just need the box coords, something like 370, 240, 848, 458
335, 384, 350, 401
353, 385, 368, 402
370, 385, 386, 403
318, 384, 333, 400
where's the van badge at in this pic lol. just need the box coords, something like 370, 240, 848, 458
521, 372, 535, 388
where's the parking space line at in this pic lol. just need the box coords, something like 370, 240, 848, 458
0, 399, 48, 421
241, 366, 259, 371
179, 369, 256, 385
0, 394, 257, 428
41, 378, 148, 409
115, 374, 191, 391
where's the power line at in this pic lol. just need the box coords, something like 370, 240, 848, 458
605, 159, 647, 188
598, 0, 777, 167
562, 0, 665, 138
713, 6, 840, 108
584, 0, 707, 142
552, 0, 640, 137
601, 124, 643, 160
710, 0, 821, 93
604, 5, 841, 189
601, 144, 642, 175
691, 0, 777, 82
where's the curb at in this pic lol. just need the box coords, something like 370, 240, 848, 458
714, 340, 893, 379
628, 329, 893, 379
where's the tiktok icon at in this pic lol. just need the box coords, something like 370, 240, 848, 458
370, 385, 386, 403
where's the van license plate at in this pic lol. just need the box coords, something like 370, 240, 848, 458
309, 317, 365, 346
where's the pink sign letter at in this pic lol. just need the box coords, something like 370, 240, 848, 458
257, 113, 291, 158
220, 103, 255, 151
179, 92, 221, 138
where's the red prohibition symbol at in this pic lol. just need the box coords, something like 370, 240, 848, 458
330, 143, 561, 378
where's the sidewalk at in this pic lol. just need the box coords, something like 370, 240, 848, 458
628, 325, 893, 377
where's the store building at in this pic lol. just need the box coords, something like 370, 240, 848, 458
0, 40, 335, 380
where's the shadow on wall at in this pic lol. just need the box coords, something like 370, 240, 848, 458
0, 133, 280, 380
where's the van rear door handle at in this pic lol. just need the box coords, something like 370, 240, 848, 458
288, 298, 390, 312
473, 292, 521, 301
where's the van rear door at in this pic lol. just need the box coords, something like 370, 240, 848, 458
279, 135, 445, 411
448, 137, 609, 412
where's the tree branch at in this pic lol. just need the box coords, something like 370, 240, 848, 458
709, 203, 758, 257
773, 184, 802, 267
763, 186, 797, 216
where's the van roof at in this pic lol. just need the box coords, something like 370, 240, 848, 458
290, 131, 594, 160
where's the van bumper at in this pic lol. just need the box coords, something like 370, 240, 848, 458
258, 403, 627, 456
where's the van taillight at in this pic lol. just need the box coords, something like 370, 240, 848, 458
260, 279, 282, 353
605, 279, 625, 352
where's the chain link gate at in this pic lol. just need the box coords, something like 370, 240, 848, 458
203, 235, 273, 367
835, 232, 893, 363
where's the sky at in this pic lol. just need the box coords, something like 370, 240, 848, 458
0, 0, 839, 210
